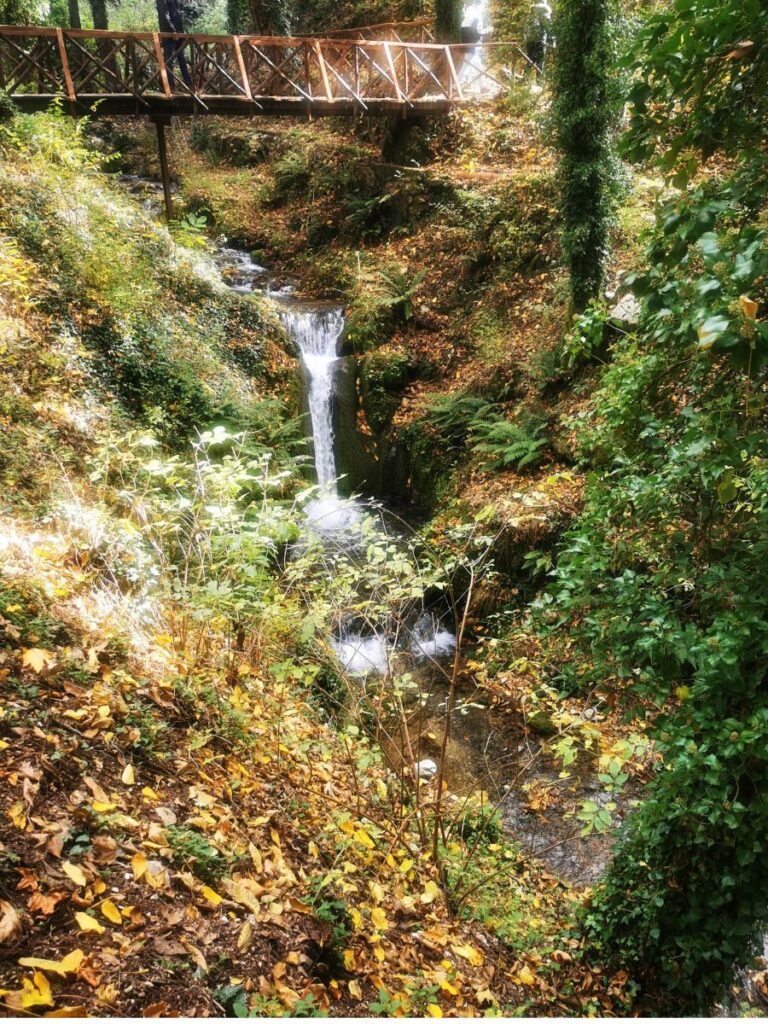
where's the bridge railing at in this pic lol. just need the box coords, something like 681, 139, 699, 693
0, 26, 531, 115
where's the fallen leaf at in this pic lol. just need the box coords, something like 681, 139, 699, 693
200, 885, 222, 906
348, 979, 362, 999
19, 949, 84, 976
75, 911, 105, 934
142, 1001, 169, 1017
237, 921, 253, 951
427, 1004, 443, 1017
61, 862, 87, 887
517, 965, 536, 986
420, 880, 441, 904
131, 852, 148, 880
100, 900, 122, 925
370, 907, 388, 931
121, 764, 136, 786
22, 648, 52, 673
6, 971, 54, 1010
28, 891, 67, 916
44, 1006, 89, 1017
451, 943, 484, 967
476, 988, 497, 1006
0, 900, 21, 943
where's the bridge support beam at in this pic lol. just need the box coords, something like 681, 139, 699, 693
153, 118, 174, 222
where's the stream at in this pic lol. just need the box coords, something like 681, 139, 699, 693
119, 172, 617, 888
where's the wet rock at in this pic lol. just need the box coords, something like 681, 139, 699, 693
609, 292, 640, 326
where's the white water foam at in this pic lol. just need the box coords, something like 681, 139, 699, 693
332, 633, 392, 676
411, 613, 457, 662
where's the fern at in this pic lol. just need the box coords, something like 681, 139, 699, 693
471, 419, 548, 470
422, 392, 494, 443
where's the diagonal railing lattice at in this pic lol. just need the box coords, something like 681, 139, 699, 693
0, 24, 533, 118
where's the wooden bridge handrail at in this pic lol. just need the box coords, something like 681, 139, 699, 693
0, 24, 529, 120
0, 24, 519, 51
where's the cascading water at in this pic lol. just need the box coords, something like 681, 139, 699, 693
278, 306, 343, 493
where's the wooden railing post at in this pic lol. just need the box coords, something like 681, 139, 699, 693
55, 28, 77, 113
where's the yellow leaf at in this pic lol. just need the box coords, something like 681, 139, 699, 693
121, 764, 136, 786
100, 900, 122, 925
438, 980, 459, 995
517, 965, 536, 986
343, 949, 356, 971
354, 828, 375, 850
75, 911, 105, 934
91, 801, 116, 813
420, 880, 441, 904
476, 988, 497, 1006
427, 1004, 443, 1017
22, 648, 51, 673
237, 921, 252, 951
200, 885, 222, 906
141, 786, 160, 801
339, 819, 355, 835
61, 861, 87, 887
19, 949, 84, 976
370, 907, 388, 931
131, 852, 147, 880
44, 1008, 89, 1017
399, 858, 414, 874
348, 980, 362, 999
7, 800, 27, 829
451, 943, 484, 967
740, 294, 759, 320
7, 971, 54, 1010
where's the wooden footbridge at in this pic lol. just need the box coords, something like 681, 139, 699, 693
0, 24, 527, 119
0, 22, 533, 217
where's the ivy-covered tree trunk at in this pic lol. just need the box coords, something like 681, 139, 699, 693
434, 0, 461, 43
68, 0, 81, 28
550, 0, 620, 312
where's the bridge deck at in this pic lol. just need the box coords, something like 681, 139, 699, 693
0, 25, 527, 119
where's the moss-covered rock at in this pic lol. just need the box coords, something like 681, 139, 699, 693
360, 346, 413, 435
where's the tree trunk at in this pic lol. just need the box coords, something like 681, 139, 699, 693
88, 0, 108, 29
68, 0, 81, 28
434, 0, 461, 42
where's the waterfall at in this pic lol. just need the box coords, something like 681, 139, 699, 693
278, 306, 344, 493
